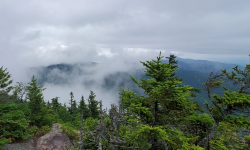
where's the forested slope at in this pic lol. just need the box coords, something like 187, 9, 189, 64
1, 54, 249, 149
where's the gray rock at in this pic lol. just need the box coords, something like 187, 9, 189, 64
1, 123, 76, 150
0, 138, 35, 150
36, 123, 73, 150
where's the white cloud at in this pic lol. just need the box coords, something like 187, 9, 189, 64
97, 48, 117, 57
0, 0, 250, 106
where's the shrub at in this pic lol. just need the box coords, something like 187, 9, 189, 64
0, 102, 37, 148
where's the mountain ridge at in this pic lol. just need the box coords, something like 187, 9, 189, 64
29, 58, 245, 109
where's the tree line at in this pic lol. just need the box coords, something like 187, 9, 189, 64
0, 53, 250, 149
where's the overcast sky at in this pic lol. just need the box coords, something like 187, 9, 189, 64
1, 0, 250, 105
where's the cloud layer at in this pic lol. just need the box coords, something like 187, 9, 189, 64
1, 0, 250, 106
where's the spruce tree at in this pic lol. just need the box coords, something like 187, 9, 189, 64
26, 75, 45, 127
57, 103, 73, 123
88, 90, 99, 119
68, 92, 74, 114
166, 54, 178, 77
201, 57, 250, 149
79, 95, 90, 119
122, 52, 201, 149
12, 82, 27, 103
47, 100, 51, 109
72, 99, 78, 116
166, 54, 201, 97
0, 67, 13, 103
51, 97, 59, 111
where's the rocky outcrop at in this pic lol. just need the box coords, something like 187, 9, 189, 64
2, 123, 78, 150
0, 138, 35, 150
36, 123, 73, 150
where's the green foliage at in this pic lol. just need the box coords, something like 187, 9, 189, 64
36, 125, 51, 136
26, 75, 45, 127
70, 113, 82, 130
11, 82, 27, 103
0, 67, 13, 93
186, 114, 214, 127
42, 108, 59, 126
60, 117, 99, 150
0, 138, 11, 149
224, 115, 250, 128
123, 124, 203, 149
26, 75, 58, 127
0, 55, 248, 149
164, 128, 200, 149
0, 102, 38, 148
124, 125, 169, 149
79, 95, 90, 119
179, 143, 204, 150
72, 100, 78, 116
57, 104, 74, 123
88, 91, 99, 119
61, 123, 79, 141
202, 55, 250, 149
243, 136, 250, 149
121, 52, 200, 148
123, 53, 199, 123
0, 66, 13, 103
209, 64, 250, 115
51, 97, 60, 111
82, 117, 99, 131
68, 92, 78, 116
61, 117, 99, 150
184, 114, 214, 145
46, 100, 52, 109
81, 117, 99, 149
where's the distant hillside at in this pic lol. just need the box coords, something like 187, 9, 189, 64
163, 58, 245, 73
30, 58, 245, 110
30, 62, 98, 85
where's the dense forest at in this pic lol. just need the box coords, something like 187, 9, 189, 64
0, 53, 250, 149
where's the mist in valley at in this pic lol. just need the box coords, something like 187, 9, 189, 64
23, 50, 163, 108
1, 0, 249, 109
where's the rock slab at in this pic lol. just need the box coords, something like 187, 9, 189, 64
0, 138, 35, 150
36, 123, 73, 150
2, 123, 74, 150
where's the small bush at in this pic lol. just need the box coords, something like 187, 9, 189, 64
61, 124, 79, 141
36, 126, 51, 136
0, 102, 36, 148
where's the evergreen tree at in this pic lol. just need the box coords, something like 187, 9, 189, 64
166, 54, 178, 77
122, 52, 201, 149
57, 104, 73, 123
12, 82, 27, 103
88, 90, 99, 119
72, 99, 78, 116
201, 57, 250, 149
25, 76, 57, 127
47, 100, 52, 109
51, 97, 59, 111
166, 55, 201, 97
26, 75, 45, 127
68, 92, 74, 114
0, 66, 13, 103
79, 95, 90, 119
0, 102, 37, 148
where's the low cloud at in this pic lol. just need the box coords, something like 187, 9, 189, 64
1, 0, 250, 107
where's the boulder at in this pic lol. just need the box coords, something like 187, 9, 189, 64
1, 123, 78, 150
36, 123, 73, 150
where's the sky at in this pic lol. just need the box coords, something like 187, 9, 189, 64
1, 0, 250, 106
